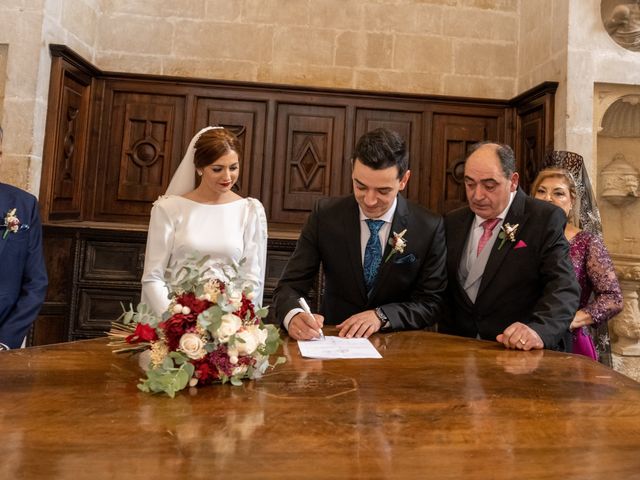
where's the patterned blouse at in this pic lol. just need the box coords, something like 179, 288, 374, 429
569, 230, 623, 324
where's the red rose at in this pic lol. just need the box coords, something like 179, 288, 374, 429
159, 314, 195, 350
192, 356, 219, 385
234, 294, 257, 323
125, 323, 158, 344
176, 292, 211, 315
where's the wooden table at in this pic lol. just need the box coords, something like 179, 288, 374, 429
2, 331, 640, 479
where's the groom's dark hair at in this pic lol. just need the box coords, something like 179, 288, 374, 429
351, 128, 409, 179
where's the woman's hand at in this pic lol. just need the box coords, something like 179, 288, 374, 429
570, 309, 594, 331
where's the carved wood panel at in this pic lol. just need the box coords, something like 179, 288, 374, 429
81, 240, 145, 282
194, 98, 267, 199
354, 108, 424, 203
517, 109, 543, 194
271, 104, 346, 224
93, 89, 186, 223
430, 112, 501, 213
47, 72, 91, 220
74, 288, 141, 339
512, 82, 556, 194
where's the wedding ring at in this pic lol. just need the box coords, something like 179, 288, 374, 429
519, 338, 526, 345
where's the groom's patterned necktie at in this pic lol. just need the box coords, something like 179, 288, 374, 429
363, 219, 385, 291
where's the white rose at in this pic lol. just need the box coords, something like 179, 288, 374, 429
172, 304, 183, 314
227, 290, 243, 310
234, 325, 266, 356
232, 365, 248, 376
181, 306, 191, 315
178, 333, 207, 360
217, 313, 242, 342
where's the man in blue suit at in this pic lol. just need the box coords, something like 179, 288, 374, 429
0, 127, 47, 350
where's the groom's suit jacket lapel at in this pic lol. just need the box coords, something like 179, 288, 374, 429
369, 195, 410, 301
342, 197, 368, 303
476, 189, 530, 301
339, 194, 411, 305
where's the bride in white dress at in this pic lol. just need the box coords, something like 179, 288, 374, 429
141, 126, 268, 316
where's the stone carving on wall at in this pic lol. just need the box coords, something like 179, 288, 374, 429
602, 0, 640, 52
600, 95, 640, 137
610, 256, 640, 355
600, 153, 640, 206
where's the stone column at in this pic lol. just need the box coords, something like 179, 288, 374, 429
610, 255, 640, 380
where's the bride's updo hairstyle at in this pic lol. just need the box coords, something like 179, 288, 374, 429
193, 127, 243, 169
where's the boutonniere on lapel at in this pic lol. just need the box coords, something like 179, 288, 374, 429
2, 208, 29, 239
385, 229, 407, 262
497, 223, 519, 250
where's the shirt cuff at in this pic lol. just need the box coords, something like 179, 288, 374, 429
0, 343, 10, 351
283, 308, 305, 331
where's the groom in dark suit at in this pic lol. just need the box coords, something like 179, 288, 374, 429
274, 128, 447, 340
0, 127, 48, 350
440, 141, 579, 350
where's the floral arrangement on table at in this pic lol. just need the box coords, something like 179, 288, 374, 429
109, 256, 285, 397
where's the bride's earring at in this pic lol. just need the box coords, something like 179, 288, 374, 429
197, 170, 203, 177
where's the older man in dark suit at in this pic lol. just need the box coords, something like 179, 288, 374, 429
274, 128, 447, 340
0, 128, 48, 350
440, 141, 580, 351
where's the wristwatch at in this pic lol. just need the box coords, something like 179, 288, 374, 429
375, 307, 391, 331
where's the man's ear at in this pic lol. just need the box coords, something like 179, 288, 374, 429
510, 172, 519, 192
399, 169, 411, 191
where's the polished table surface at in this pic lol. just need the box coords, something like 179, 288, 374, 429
2, 331, 640, 479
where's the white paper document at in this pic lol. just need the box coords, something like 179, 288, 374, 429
297, 336, 382, 359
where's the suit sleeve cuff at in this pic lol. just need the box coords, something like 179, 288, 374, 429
283, 308, 305, 331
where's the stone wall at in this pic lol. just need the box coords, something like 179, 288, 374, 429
517, 0, 569, 150
96, 0, 519, 97
0, 0, 99, 193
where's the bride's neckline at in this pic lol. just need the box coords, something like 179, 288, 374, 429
174, 195, 245, 206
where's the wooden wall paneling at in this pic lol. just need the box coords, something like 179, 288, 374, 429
271, 104, 347, 224
194, 97, 267, 199
82, 240, 145, 282
70, 229, 146, 340
74, 288, 141, 339
30, 227, 78, 345
429, 108, 503, 213
92, 85, 186, 223
516, 107, 543, 194
36, 46, 558, 346
511, 82, 558, 193
40, 54, 94, 221
263, 238, 296, 323
353, 107, 425, 204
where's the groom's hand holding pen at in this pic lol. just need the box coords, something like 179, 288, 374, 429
290, 297, 325, 341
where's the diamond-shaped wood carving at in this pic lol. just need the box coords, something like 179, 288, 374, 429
294, 138, 322, 189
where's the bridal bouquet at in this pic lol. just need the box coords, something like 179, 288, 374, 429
109, 256, 284, 397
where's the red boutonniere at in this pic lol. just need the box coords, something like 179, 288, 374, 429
385, 229, 407, 262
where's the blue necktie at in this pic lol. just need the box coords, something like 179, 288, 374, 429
363, 219, 385, 291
